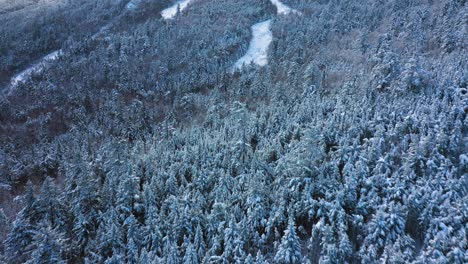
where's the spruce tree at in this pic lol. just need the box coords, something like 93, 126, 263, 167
274, 219, 302, 264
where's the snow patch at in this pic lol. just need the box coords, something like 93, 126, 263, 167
233, 20, 273, 70
6, 2, 134, 93
270, 0, 300, 15
125, 0, 142, 10
161, 0, 193, 20
10, 50, 61, 88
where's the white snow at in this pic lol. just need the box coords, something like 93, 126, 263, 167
9, 16, 114, 90
231, 1, 300, 72
161, 0, 193, 20
233, 20, 273, 70
125, 0, 142, 10
270, 0, 300, 15
6, 2, 130, 93
10, 50, 61, 88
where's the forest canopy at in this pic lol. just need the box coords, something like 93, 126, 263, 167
0, 0, 466, 263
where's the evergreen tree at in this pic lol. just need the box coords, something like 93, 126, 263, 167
127, 238, 139, 264
25, 223, 66, 264
183, 242, 198, 264
5, 182, 37, 263
194, 223, 206, 261
274, 219, 302, 264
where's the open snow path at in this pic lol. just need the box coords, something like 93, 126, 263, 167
233, 20, 273, 70
232, 1, 300, 70
161, 0, 193, 20
4, 0, 139, 95
9, 50, 61, 90
270, 0, 300, 15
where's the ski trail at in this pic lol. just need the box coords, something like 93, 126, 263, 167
270, 0, 300, 15
232, 1, 300, 70
161, 0, 193, 20
233, 20, 273, 70
9, 17, 112, 91
5, 0, 139, 95
9, 50, 61, 89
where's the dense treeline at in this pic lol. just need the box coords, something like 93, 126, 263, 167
0, 0, 274, 184
0, 0, 134, 85
0, 0, 466, 263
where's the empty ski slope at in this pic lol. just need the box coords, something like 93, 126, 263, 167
5, 0, 140, 94
270, 0, 300, 15
233, 20, 273, 70
161, 0, 194, 19
233, 0, 300, 69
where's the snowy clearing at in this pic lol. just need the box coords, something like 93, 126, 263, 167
270, 0, 300, 15
161, 0, 193, 19
6, 2, 136, 93
9, 50, 61, 88
7, 23, 111, 93
233, 20, 272, 70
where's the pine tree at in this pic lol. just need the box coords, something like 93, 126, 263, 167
163, 234, 180, 264
5, 182, 37, 263
0, 208, 10, 234
194, 223, 206, 261
138, 248, 151, 264
144, 207, 163, 254
37, 177, 67, 228
183, 242, 198, 264
97, 210, 124, 259
25, 223, 66, 264
255, 250, 267, 264
104, 252, 126, 264
116, 172, 139, 221
223, 219, 239, 262
274, 219, 302, 264
127, 238, 139, 264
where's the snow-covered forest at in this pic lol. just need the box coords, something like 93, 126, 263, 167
0, 0, 466, 263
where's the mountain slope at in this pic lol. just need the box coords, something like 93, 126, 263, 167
0, 0, 466, 263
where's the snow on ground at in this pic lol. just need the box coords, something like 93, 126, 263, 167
125, 0, 142, 10
9, 18, 113, 90
161, 0, 193, 19
10, 50, 61, 88
232, 1, 300, 71
6, 2, 136, 93
8, 20, 111, 92
233, 20, 272, 70
270, 0, 300, 15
